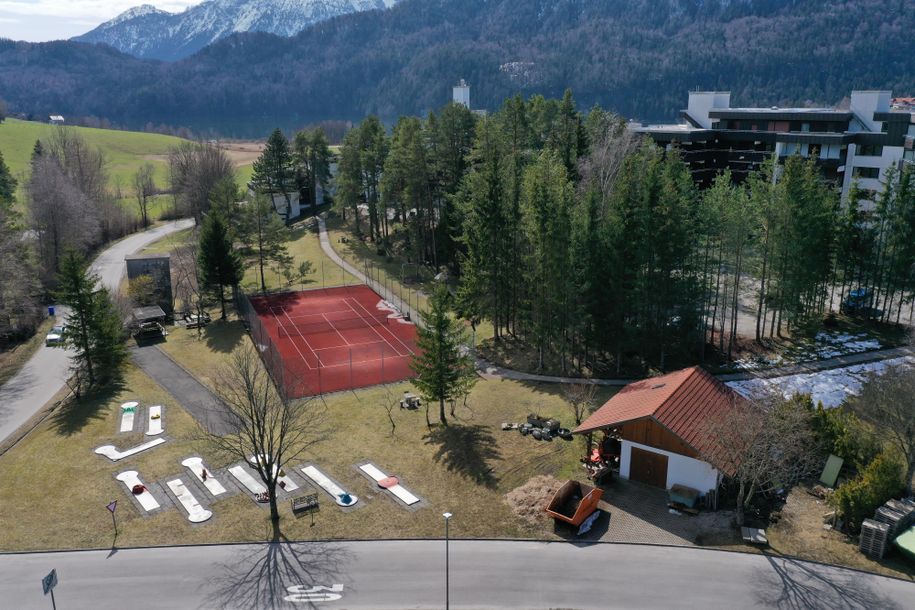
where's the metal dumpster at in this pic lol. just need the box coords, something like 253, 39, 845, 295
545, 480, 603, 526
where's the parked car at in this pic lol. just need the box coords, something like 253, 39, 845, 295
134, 321, 166, 340
183, 311, 211, 329
45, 324, 66, 347
841, 288, 883, 319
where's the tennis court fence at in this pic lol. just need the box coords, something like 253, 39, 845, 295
234, 287, 416, 399
235, 287, 305, 401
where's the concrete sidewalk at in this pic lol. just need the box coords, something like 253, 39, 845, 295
130, 345, 234, 436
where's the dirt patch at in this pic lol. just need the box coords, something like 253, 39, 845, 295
768, 484, 915, 580
218, 141, 264, 167
506, 475, 563, 526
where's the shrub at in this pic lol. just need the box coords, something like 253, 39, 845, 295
813, 405, 880, 469
831, 452, 905, 532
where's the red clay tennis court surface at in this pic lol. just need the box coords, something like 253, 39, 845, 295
248, 285, 419, 397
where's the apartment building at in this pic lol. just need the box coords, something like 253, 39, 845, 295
633, 90, 915, 205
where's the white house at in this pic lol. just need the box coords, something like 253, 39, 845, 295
48, 115, 65, 125
574, 366, 745, 496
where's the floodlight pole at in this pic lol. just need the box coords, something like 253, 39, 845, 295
443, 511, 452, 610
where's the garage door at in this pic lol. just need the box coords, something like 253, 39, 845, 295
629, 446, 669, 488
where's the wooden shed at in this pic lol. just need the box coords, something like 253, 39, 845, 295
573, 366, 745, 495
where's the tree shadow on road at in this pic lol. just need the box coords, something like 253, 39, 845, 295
754, 551, 902, 609
200, 534, 353, 610
51, 373, 126, 436
424, 423, 501, 489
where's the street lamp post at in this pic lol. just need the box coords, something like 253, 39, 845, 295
443, 511, 452, 610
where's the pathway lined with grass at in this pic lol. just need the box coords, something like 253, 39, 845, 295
0, 219, 194, 450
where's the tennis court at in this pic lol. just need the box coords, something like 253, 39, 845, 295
248, 285, 419, 397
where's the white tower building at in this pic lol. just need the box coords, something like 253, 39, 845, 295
453, 79, 471, 109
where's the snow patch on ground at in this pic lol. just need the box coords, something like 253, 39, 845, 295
726, 356, 915, 408
727, 331, 883, 371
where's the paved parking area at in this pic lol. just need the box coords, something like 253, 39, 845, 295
563, 477, 738, 546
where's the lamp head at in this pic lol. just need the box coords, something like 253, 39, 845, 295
443, 512, 453, 520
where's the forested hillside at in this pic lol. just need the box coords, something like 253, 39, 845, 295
0, 0, 912, 136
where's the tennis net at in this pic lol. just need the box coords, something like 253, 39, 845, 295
276, 314, 390, 338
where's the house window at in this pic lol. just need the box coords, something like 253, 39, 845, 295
857, 144, 883, 157
854, 167, 880, 179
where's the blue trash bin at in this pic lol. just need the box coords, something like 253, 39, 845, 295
48, 306, 55, 317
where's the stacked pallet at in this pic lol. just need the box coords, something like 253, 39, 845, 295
874, 499, 915, 537
859, 519, 890, 558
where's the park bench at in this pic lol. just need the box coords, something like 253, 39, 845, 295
292, 493, 320, 516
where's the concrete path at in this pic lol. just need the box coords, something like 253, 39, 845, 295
130, 345, 234, 436
1, 540, 911, 609
0, 219, 195, 448
317, 215, 913, 388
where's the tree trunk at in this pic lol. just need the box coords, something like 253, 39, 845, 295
218, 284, 227, 320
735, 481, 746, 527
439, 397, 447, 426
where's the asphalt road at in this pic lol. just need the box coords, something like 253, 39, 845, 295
0, 219, 194, 445
1, 540, 912, 609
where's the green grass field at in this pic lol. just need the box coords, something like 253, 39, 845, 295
0, 119, 255, 221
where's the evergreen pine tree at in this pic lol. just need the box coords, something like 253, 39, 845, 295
251, 129, 295, 218
199, 212, 244, 320
410, 284, 477, 426
56, 251, 126, 391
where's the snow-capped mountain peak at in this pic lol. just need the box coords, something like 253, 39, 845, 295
74, 0, 399, 61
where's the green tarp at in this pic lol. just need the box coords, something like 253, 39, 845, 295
819, 454, 843, 488
893, 526, 915, 562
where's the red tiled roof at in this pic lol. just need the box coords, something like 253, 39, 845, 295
573, 366, 746, 472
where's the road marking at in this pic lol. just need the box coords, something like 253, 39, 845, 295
284, 584, 344, 603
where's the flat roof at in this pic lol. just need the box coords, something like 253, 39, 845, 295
125, 253, 171, 261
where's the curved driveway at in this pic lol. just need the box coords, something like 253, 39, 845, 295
1, 540, 912, 609
0, 219, 194, 446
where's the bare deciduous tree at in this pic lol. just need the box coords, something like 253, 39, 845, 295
168, 142, 235, 222
27, 155, 99, 278
578, 117, 639, 206
847, 364, 915, 494
707, 394, 822, 525
563, 381, 597, 426
172, 235, 209, 339
134, 163, 156, 227
202, 345, 324, 529
379, 385, 399, 436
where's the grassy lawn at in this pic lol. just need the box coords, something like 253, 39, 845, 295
0, 317, 55, 388
0, 119, 189, 211
241, 221, 360, 294
139, 226, 196, 255
0, 347, 608, 551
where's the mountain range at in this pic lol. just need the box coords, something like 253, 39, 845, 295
73, 0, 399, 61
0, 0, 912, 137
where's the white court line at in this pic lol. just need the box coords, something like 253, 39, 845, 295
282, 306, 323, 369
268, 305, 313, 371
312, 339, 387, 352
345, 297, 414, 357
285, 307, 354, 322
321, 312, 352, 347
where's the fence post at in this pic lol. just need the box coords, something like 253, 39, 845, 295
381, 343, 385, 384
349, 348, 353, 387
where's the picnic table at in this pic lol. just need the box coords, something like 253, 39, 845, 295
400, 393, 422, 409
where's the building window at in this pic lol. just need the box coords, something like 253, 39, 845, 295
854, 167, 880, 179
857, 144, 883, 157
